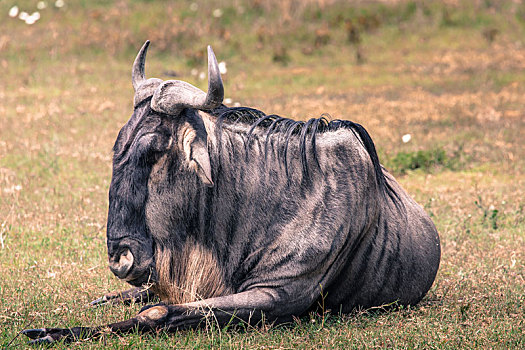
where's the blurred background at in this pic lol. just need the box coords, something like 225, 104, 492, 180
1, 0, 524, 348
2, 0, 525, 169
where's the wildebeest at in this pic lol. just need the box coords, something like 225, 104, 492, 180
23, 41, 440, 344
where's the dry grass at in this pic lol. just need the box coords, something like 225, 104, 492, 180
0, 0, 524, 348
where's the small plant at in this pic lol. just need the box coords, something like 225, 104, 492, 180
474, 195, 499, 230
424, 197, 436, 218
459, 302, 471, 322
272, 44, 291, 66
316, 284, 329, 329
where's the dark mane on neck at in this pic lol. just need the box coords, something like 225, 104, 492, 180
209, 105, 389, 195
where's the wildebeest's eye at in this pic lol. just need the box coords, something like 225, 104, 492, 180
138, 132, 171, 164
145, 148, 162, 164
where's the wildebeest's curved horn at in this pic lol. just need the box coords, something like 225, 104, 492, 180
151, 46, 224, 115
202, 45, 224, 109
132, 41, 163, 107
132, 40, 149, 91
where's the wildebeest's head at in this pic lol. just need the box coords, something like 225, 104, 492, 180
106, 41, 223, 286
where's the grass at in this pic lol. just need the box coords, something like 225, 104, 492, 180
1, 0, 524, 348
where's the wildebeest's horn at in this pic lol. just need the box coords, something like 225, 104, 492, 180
202, 45, 224, 109
132, 40, 149, 91
132, 41, 163, 107
151, 46, 224, 115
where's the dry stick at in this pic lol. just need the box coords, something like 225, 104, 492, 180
4, 315, 37, 349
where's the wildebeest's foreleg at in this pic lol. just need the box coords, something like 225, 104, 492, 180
89, 287, 155, 307
22, 305, 172, 344
23, 288, 308, 344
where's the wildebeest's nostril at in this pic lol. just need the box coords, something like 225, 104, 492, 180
108, 249, 134, 279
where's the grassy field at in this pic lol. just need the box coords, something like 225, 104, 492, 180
1, 0, 524, 348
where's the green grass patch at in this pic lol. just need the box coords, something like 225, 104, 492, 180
384, 146, 460, 175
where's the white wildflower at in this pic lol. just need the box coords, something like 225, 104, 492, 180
510, 254, 516, 268
55, 0, 64, 8
198, 71, 206, 80
213, 8, 223, 18
37, 1, 47, 10
9, 6, 19, 17
402, 134, 411, 143
233, 102, 241, 107
25, 12, 40, 24
19, 11, 29, 21
3, 185, 22, 194
224, 98, 232, 104
190, 68, 198, 76
218, 61, 227, 74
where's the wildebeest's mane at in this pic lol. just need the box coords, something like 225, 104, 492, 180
210, 106, 389, 195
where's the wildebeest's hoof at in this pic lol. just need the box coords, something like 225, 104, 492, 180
88, 296, 107, 307
87, 294, 116, 307
88, 287, 154, 307
22, 326, 93, 344
21, 328, 48, 339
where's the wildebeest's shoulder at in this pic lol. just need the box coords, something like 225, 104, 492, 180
315, 127, 376, 177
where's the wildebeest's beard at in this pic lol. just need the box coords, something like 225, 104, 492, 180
106, 103, 172, 286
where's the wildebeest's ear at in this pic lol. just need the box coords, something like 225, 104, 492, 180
182, 125, 213, 187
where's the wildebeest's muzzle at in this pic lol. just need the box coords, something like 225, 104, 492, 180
107, 237, 155, 286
